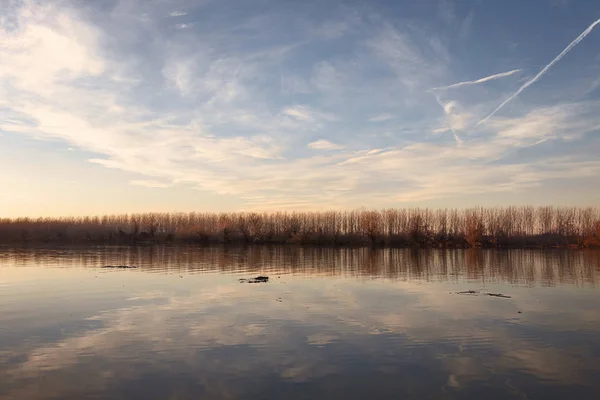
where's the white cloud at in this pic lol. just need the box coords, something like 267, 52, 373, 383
431, 98, 473, 143
169, 11, 188, 17
488, 102, 600, 147
0, 4, 104, 95
282, 105, 336, 125
308, 139, 344, 151
283, 106, 312, 121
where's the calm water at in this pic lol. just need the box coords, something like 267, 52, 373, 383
1, 247, 600, 399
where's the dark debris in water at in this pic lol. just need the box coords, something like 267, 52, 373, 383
487, 293, 512, 299
239, 276, 269, 283
456, 290, 511, 299
102, 265, 137, 269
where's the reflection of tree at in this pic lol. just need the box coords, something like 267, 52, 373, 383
1, 247, 599, 286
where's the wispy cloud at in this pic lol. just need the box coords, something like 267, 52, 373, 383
130, 180, 172, 188
432, 69, 521, 91
366, 23, 446, 90
478, 18, 600, 125
430, 95, 470, 144
368, 113, 394, 122
308, 139, 345, 151
283, 106, 313, 121
282, 105, 336, 124
1, 0, 599, 213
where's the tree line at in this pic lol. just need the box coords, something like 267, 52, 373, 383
1, 206, 599, 247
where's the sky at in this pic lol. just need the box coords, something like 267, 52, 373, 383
1, 0, 599, 217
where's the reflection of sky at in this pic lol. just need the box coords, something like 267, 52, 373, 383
1, 248, 600, 399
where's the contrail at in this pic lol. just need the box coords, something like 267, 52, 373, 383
432, 69, 521, 91
478, 18, 600, 125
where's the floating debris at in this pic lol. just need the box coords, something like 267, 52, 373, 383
487, 293, 511, 299
238, 276, 269, 283
102, 265, 137, 269
456, 290, 512, 299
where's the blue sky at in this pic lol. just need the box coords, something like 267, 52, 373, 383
1, 0, 599, 216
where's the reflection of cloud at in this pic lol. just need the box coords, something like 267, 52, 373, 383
279, 362, 338, 382
126, 290, 171, 301
2, 248, 600, 398
6, 274, 600, 389
306, 333, 340, 345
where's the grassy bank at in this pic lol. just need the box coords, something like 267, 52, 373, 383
1, 207, 600, 248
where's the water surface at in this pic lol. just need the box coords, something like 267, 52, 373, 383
1, 247, 600, 399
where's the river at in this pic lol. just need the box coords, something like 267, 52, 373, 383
1, 246, 599, 399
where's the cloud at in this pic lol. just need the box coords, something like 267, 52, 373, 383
283, 106, 312, 121
0, 3, 104, 94
282, 105, 336, 123
1, 0, 599, 212
368, 113, 394, 122
431, 97, 472, 144
307, 139, 344, 151
169, 11, 188, 17
479, 18, 600, 125
331, 102, 600, 203
487, 102, 600, 146
432, 69, 521, 91
366, 23, 446, 90
130, 179, 171, 188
